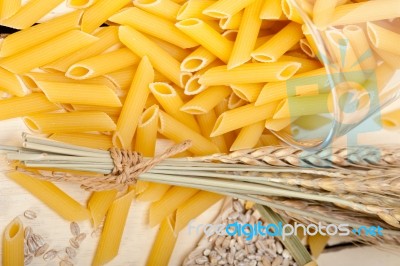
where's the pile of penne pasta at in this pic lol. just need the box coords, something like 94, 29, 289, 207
1, 0, 400, 265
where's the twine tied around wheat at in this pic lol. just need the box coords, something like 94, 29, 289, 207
17, 140, 192, 191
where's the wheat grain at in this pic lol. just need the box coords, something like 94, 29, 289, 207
24, 210, 37, 220
70, 222, 80, 237
43, 249, 57, 261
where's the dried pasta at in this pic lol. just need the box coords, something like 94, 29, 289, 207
2, 217, 24, 266
88, 190, 118, 227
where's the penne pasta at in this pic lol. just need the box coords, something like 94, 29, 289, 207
278, 55, 322, 74
260, 133, 281, 146
265, 117, 294, 131
299, 38, 316, 58
181, 46, 217, 72
146, 216, 177, 266
203, 0, 257, 19
7, 171, 90, 221
175, 18, 233, 63
228, 0, 263, 69
199, 62, 301, 85
227, 92, 247, 109
174, 191, 223, 232
92, 190, 135, 266
119, 26, 183, 87
211, 101, 279, 137
67, 0, 97, 9
66, 48, 140, 80
367, 22, 400, 57
251, 22, 303, 63
104, 67, 136, 91
113, 56, 154, 149
2, 217, 24, 266
0, 0, 20, 20
136, 183, 171, 202
184, 61, 223, 95
135, 105, 159, 156
0, 93, 59, 121
49, 133, 113, 150
158, 110, 219, 155
24, 111, 116, 134
230, 83, 263, 102
230, 120, 265, 151
80, 0, 131, 33
88, 190, 118, 227
219, 10, 243, 30
293, 115, 332, 131
149, 186, 198, 227
147, 35, 192, 62
331, 0, 400, 26
0, 67, 27, 97
149, 82, 200, 132
109, 7, 197, 49
281, 0, 303, 24
380, 110, 400, 131
177, 0, 216, 21
181, 86, 231, 114
196, 109, 229, 153
214, 98, 236, 148
260, 0, 284, 20
1, 0, 64, 29
37, 81, 121, 107
313, 0, 337, 29
134, 0, 180, 21
0, 30, 98, 74
0, 10, 83, 57
44, 26, 120, 72
255, 68, 327, 105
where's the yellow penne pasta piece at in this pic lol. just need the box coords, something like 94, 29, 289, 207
380, 110, 400, 131
278, 55, 322, 74
66, 48, 140, 80
147, 35, 192, 62
260, 133, 281, 146
214, 99, 236, 148
135, 105, 159, 156
0, 30, 98, 74
265, 117, 293, 131
7, 171, 90, 221
273, 94, 332, 119
88, 190, 118, 227
45, 26, 120, 72
219, 10, 243, 30
230, 83, 263, 102
260, 0, 284, 20
230, 120, 265, 151
299, 38, 316, 58
1, 0, 64, 29
67, 0, 97, 9
199, 62, 301, 85
0, 93, 59, 121
0, 0, 21, 20
158, 110, 219, 155
313, 0, 337, 29
24, 111, 116, 134
0, 67, 27, 97
49, 133, 113, 150
371, 46, 400, 69
119, 26, 183, 87
227, 92, 247, 109
136, 183, 171, 202
302, 24, 320, 59
104, 67, 136, 91
255, 68, 327, 105
181, 46, 217, 72
149, 186, 198, 227
228, 0, 263, 69
134, 0, 180, 21
367, 22, 400, 57
177, 0, 216, 20
293, 115, 331, 131
211, 102, 279, 137
113, 56, 154, 149
110, 7, 197, 49
203, 0, 257, 19
0, 10, 83, 57
37, 81, 121, 107
92, 190, 135, 266
149, 82, 200, 132
184, 60, 223, 95
135, 181, 150, 195
331, 0, 400, 26
343, 25, 376, 73
146, 216, 177, 266
81, 0, 131, 33
281, 0, 303, 24
176, 18, 233, 63
69, 104, 121, 117
252, 22, 303, 62
181, 86, 231, 114
2, 217, 24, 266
196, 109, 229, 153
175, 191, 223, 232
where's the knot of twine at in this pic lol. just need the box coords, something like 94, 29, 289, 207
20, 140, 192, 191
